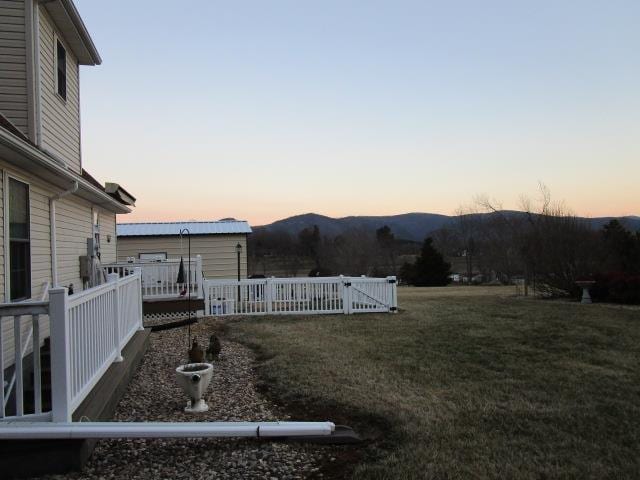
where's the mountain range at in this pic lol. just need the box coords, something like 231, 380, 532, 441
255, 212, 640, 242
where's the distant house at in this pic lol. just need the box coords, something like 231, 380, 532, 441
117, 220, 252, 279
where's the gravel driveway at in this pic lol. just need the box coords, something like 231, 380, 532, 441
44, 319, 328, 480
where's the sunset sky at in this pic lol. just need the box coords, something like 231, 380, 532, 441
75, 0, 639, 225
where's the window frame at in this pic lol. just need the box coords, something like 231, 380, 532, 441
91, 208, 101, 260
138, 252, 168, 261
3, 172, 32, 302
53, 34, 67, 102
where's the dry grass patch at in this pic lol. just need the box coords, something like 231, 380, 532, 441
228, 286, 640, 479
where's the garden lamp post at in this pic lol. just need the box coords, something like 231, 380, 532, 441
236, 242, 242, 305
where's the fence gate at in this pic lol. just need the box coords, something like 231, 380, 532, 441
347, 277, 397, 314
204, 276, 397, 316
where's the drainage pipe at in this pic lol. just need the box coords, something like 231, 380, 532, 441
0, 421, 335, 439
49, 181, 78, 286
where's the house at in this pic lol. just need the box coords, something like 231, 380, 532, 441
0, 2, 145, 475
117, 220, 252, 280
0, 0, 136, 301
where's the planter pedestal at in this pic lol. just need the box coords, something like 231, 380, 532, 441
575, 280, 596, 304
175, 363, 213, 413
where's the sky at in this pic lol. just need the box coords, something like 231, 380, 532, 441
74, 0, 640, 225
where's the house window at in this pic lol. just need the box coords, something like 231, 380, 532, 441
9, 178, 30, 301
139, 252, 167, 261
92, 209, 100, 260
55, 39, 67, 100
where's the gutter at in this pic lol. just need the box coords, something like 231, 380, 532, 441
50, 181, 78, 287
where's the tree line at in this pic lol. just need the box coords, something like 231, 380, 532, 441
248, 225, 422, 278
248, 186, 639, 303
433, 185, 640, 303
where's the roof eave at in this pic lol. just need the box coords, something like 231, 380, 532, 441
44, 0, 102, 66
0, 128, 130, 214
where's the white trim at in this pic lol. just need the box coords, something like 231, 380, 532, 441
24, 0, 37, 143
33, 1, 42, 147
3, 171, 8, 302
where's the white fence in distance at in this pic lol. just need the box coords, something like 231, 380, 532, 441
204, 276, 398, 316
101, 256, 203, 300
0, 270, 144, 422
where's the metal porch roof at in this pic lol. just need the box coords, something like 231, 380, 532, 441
117, 220, 252, 237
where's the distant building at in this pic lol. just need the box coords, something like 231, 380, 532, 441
117, 220, 252, 279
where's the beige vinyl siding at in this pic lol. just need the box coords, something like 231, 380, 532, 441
0, 158, 53, 368
0, 159, 52, 301
38, 5, 81, 173
54, 195, 91, 290
0, 0, 28, 135
117, 234, 248, 279
0, 157, 118, 367
0, 168, 3, 297
99, 209, 116, 264
54, 197, 116, 291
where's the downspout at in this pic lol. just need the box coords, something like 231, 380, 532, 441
32, 0, 42, 146
50, 182, 78, 286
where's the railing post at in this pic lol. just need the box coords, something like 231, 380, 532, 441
265, 278, 273, 314
134, 267, 145, 331
203, 279, 210, 316
50, 287, 72, 422
108, 273, 123, 362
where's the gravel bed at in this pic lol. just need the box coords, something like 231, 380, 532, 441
42, 318, 328, 480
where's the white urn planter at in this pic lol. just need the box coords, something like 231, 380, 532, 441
175, 363, 213, 413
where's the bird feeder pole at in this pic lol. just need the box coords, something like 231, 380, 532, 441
179, 228, 192, 349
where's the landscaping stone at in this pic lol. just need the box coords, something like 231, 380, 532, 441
41, 319, 326, 480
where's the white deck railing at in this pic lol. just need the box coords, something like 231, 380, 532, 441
204, 276, 398, 316
0, 270, 144, 423
101, 256, 203, 300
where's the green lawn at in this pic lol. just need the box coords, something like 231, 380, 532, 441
227, 286, 640, 479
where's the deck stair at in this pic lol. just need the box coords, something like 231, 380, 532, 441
24, 338, 52, 414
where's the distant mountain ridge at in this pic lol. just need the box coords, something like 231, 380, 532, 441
255, 212, 640, 242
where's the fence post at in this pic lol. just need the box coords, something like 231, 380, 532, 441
134, 267, 145, 330
50, 287, 72, 422
265, 278, 273, 314
388, 276, 398, 313
341, 276, 351, 315
195, 256, 204, 317
108, 273, 124, 362
195, 255, 203, 298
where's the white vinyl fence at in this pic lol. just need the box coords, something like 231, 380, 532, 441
0, 270, 144, 423
101, 256, 203, 300
204, 276, 397, 316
